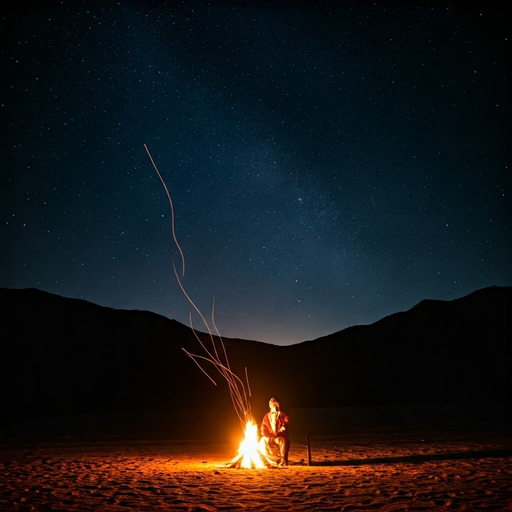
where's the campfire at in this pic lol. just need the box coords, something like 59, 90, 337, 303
229, 420, 277, 469
145, 146, 280, 469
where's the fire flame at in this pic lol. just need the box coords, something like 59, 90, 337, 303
232, 420, 267, 469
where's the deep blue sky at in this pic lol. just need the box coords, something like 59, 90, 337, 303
2, 1, 510, 345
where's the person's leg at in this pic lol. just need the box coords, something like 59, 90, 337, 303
259, 437, 279, 460
276, 436, 290, 465
282, 436, 290, 464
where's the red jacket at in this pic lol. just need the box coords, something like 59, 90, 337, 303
261, 410, 290, 438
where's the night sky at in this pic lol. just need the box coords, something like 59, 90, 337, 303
2, 1, 510, 345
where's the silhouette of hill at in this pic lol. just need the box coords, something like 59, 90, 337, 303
1, 287, 510, 431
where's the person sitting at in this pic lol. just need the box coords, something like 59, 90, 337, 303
259, 397, 290, 466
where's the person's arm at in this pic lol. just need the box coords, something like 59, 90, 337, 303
277, 412, 289, 436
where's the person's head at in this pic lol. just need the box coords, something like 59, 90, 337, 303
269, 397, 280, 412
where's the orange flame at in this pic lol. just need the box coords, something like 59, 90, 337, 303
232, 421, 267, 469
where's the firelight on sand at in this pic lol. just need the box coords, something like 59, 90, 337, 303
230, 421, 273, 469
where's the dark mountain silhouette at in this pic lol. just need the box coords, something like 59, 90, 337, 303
1, 286, 510, 432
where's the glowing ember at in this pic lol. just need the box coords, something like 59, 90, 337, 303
230, 421, 269, 469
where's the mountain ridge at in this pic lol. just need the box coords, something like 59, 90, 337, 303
1, 286, 510, 424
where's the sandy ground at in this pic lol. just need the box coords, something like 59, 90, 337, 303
1, 405, 512, 511
1, 433, 512, 511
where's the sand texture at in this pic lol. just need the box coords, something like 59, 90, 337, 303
2, 422, 512, 512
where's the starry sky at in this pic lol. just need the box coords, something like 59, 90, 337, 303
2, 1, 511, 345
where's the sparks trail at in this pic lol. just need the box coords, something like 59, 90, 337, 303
144, 143, 252, 429
143, 143, 185, 277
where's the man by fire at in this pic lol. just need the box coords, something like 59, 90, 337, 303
259, 397, 290, 466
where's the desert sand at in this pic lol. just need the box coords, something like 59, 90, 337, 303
1, 405, 512, 511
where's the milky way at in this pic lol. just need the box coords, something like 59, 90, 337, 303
2, 2, 510, 344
